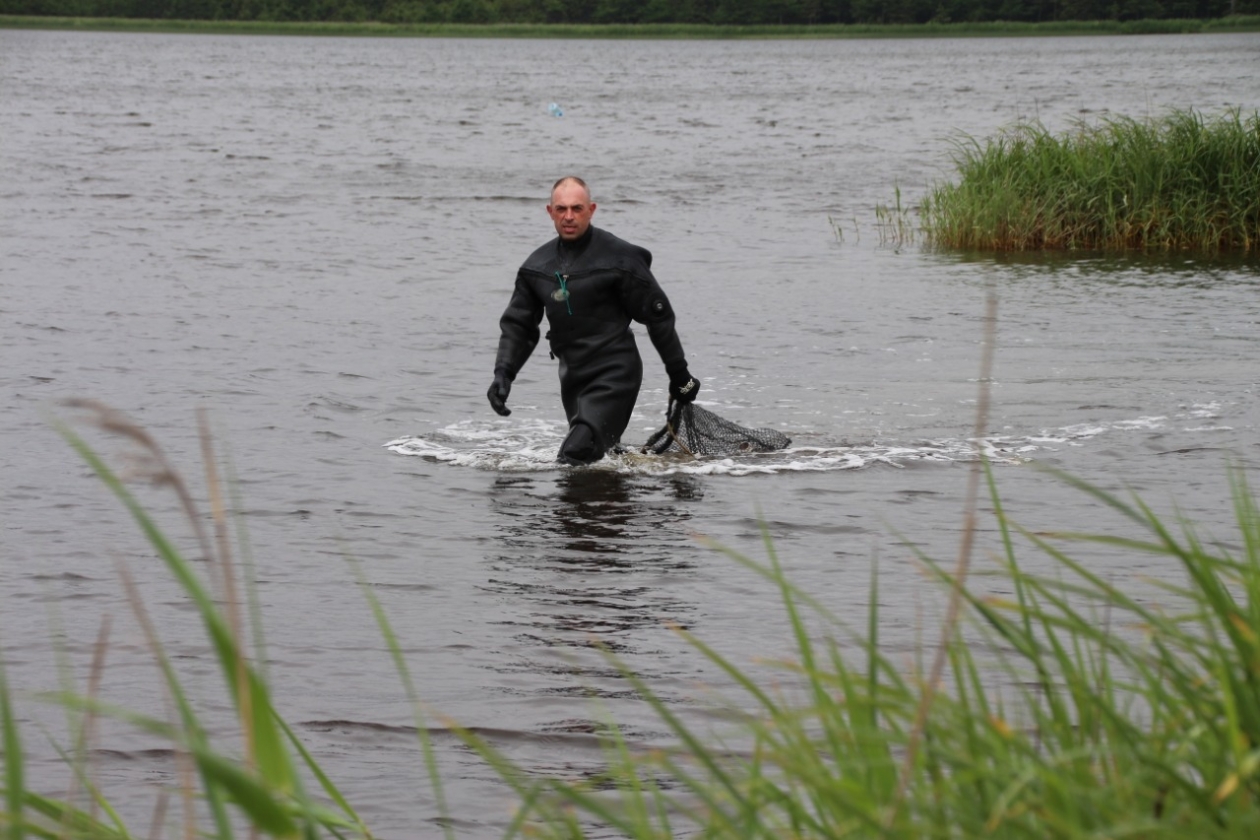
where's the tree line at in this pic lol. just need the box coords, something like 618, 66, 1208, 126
0, 0, 1252, 26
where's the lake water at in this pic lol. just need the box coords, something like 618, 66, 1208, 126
2, 27, 1259, 836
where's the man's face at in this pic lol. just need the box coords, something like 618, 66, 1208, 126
547, 182, 596, 241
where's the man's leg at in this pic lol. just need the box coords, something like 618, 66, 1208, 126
558, 421, 604, 466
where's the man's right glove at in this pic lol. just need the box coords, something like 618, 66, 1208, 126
669, 371, 700, 405
487, 372, 512, 416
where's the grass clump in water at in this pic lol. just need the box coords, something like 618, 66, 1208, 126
920, 108, 1260, 253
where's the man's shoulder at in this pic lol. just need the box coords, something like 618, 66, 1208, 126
591, 227, 653, 272
520, 237, 560, 273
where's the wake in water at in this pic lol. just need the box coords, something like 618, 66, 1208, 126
384, 402, 1230, 476
384, 418, 1025, 476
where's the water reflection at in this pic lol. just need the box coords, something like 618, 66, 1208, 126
935, 248, 1260, 287
483, 470, 703, 679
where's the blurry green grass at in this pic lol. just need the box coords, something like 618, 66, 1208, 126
4, 401, 1260, 837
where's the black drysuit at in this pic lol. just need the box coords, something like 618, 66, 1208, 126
493, 226, 689, 464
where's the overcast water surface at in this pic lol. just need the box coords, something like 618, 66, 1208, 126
2, 27, 1260, 836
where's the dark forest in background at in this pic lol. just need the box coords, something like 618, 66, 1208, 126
1, 0, 1254, 26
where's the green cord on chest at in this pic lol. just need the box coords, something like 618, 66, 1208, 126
554, 271, 573, 315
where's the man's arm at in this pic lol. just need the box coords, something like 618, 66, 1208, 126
488, 273, 543, 416
494, 274, 543, 378
621, 269, 700, 404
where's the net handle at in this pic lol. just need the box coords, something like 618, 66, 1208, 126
664, 398, 696, 458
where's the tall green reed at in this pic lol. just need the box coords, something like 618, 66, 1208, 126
7, 397, 1260, 838
2, 400, 374, 838
452, 463, 1260, 838
920, 108, 1260, 253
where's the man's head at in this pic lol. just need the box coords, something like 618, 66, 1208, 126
547, 176, 596, 241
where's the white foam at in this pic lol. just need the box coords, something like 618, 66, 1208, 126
385, 418, 567, 472
1187, 402, 1221, 419
385, 420, 1028, 476
385, 408, 1219, 477
1032, 415, 1167, 445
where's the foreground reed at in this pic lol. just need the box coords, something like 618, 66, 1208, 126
4, 402, 1260, 837
919, 108, 1260, 253
477, 465, 1260, 837
2, 402, 379, 838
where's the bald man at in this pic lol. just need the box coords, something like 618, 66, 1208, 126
488, 176, 700, 465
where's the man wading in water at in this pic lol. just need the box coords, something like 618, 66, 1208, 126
487, 176, 701, 465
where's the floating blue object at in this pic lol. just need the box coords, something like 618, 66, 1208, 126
547, 102, 564, 118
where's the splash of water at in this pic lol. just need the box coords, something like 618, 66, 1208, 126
385, 403, 1232, 476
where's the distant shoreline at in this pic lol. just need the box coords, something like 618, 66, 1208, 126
3, 14, 1259, 39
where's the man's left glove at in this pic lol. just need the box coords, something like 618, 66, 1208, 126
487, 372, 513, 416
669, 371, 701, 405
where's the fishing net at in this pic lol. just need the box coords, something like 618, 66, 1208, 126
642, 401, 791, 457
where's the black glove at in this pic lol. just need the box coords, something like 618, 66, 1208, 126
487, 372, 512, 416
669, 371, 700, 405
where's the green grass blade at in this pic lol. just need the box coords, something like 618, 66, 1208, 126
274, 715, 370, 836
352, 563, 452, 840
65, 421, 297, 794
1, 657, 23, 840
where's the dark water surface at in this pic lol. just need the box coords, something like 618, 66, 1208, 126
3, 28, 1260, 835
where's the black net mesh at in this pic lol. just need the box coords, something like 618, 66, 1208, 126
641, 402, 791, 457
